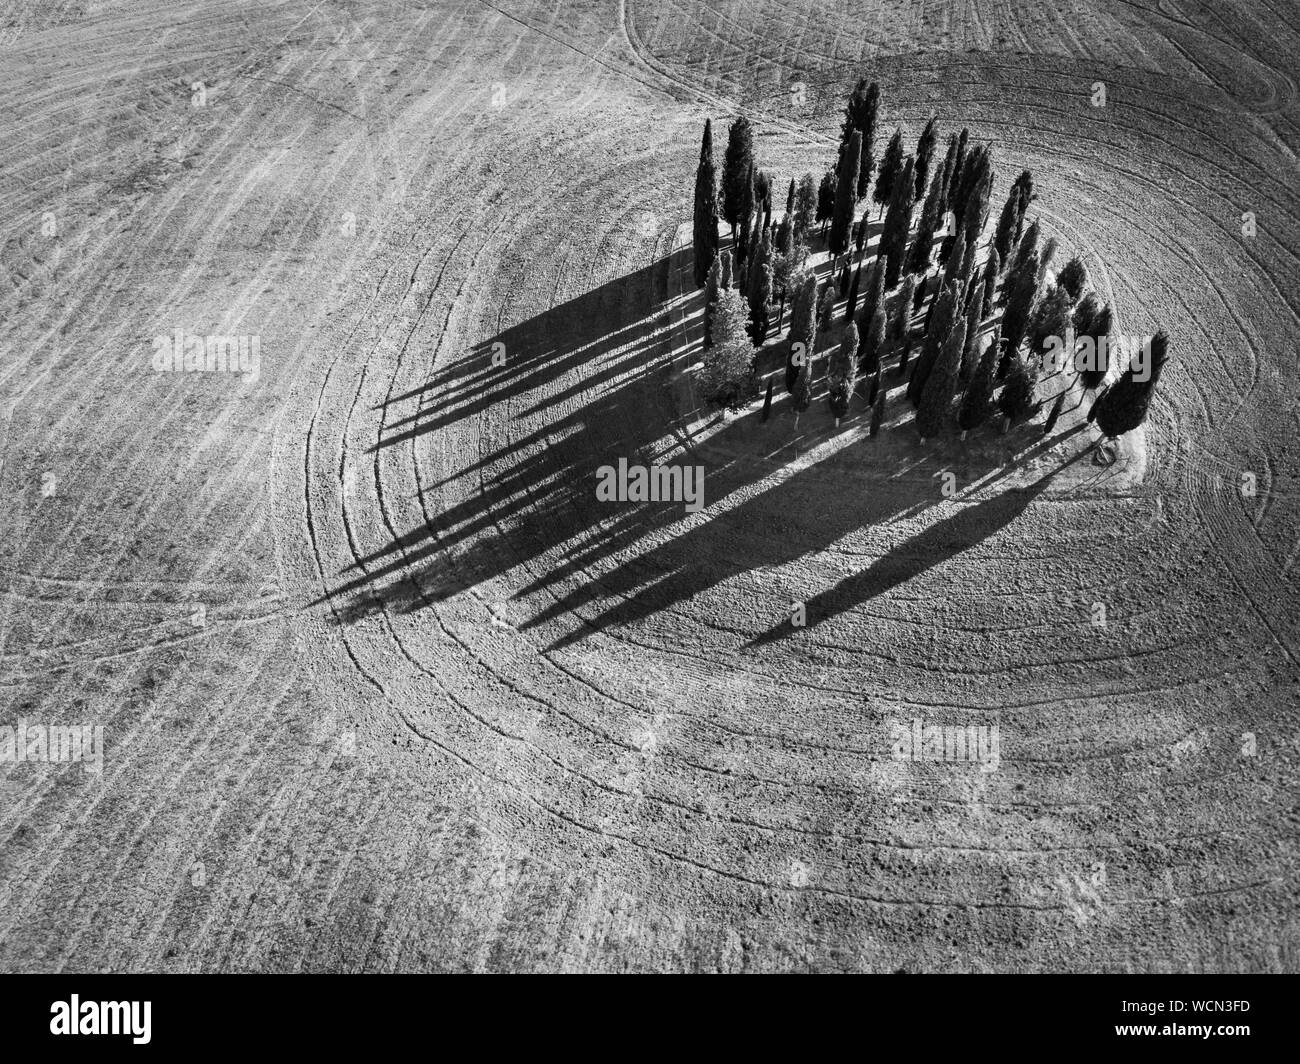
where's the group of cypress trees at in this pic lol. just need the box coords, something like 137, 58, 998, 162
689, 81, 1169, 443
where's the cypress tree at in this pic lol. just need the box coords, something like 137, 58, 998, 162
914, 116, 939, 200
942, 228, 968, 289
816, 169, 836, 234
981, 246, 1000, 318
855, 217, 869, 260
700, 288, 755, 410
817, 282, 837, 352
693, 119, 720, 286
960, 287, 983, 385
737, 163, 756, 268
857, 259, 885, 340
827, 321, 859, 423
916, 317, 966, 438
1089, 331, 1169, 437
860, 306, 887, 379
958, 326, 999, 437
830, 131, 861, 259
1000, 250, 1040, 373
944, 129, 969, 215
1036, 236, 1059, 290
1026, 284, 1072, 370
793, 173, 817, 243
720, 117, 755, 242
893, 275, 917, 344
761, 376, 774, 421
1057, 255, 1088, 303
786, 272, 817, 393
792, 360, 813, 426
870, 386, 886, 436
867, 366, 882, 406
747, 228, 774, 343
1077, 302, 1114, 392
998, 353, 1039, 427
873, 130, 903, 219
704, 256, 721, 349
909, 281, 958, 406
1011, 218, 1041, 278
719, 249, 732, 289
880, 156, 916, 289
837, 79, 881, 200
907, 169, 944, 277
993, 171, 1034, 262
936, 133, 959, 212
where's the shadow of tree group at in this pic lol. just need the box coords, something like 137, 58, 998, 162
315, 235, 1078, 649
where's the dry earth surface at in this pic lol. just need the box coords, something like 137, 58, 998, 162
1, 0, 1298, 972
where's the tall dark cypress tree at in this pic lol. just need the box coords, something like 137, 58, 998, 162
1000, 250, 1040, 373
907, 170, 944, 277
830, 131, 862, 260
880, 156, 916, 290
720, 117, 754, 243
981, 247, 1000, 318
856, 259, 885, 341
944, 128, 969, 215
1088, 331, 1169, 437
914, 116, 938, 200
873, 130, 903, 219
909, 281, 958, 406
993, 170, 1034, 263
786, 272, 817, 394
692, 119, 720, 286
838, 79, 881, 200
893, 275, 917, 344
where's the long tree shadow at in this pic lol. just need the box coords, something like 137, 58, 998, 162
747, 435, 1090, 646
318, 235, 1084, 635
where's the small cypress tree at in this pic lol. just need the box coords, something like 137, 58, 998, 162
993, 171, 1034, 262
1026, 284, 1072, 369
1057, 255, 1088, 303
867, 366, 882, 406
704, 256, 721, 349
793, 173, 817, 243
936, 133, 959, 212
830, 130, 862, 258
892, 275, 916, 343
747, 228, 774, 343
761, 376, 774, 421
913, 272, 929, 313
719, 249, 732, 290
914, 116, 938, 200
817, 282, 837, 352
873, 130, 903, 218
693, 119, 720, 286
827, 321, 859, 423
942, 228, 968, 288
1088, 331, 1169, 437
1078, 302, 1114, 392
786, 272, 817, 393
870, 386, 886, 436
958, 326, 999, 437
854, 216, 868, 259
700, 289, 755, 410
792, 360, 813, 426
720, 117, 755, 242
